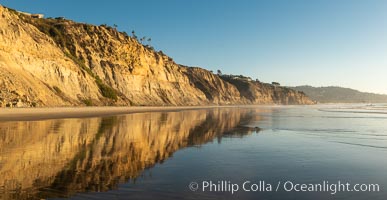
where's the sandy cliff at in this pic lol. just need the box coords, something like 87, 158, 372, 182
0, 5, 314, 107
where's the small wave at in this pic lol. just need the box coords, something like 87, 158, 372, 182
273, 129, 387, 141
275, 129, 387, 142
319, 109, 387, 115
321, 116, 387, 119
289, 131, 387, 140
330, 141, 387, 150
274, 128, 357, 133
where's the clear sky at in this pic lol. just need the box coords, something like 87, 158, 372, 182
1, 0, 387, 94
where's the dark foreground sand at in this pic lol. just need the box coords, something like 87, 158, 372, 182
0, 106, 230, 121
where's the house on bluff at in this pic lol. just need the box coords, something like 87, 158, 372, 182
17, 11, 44, 18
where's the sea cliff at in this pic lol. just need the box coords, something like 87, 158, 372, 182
0, 5, 314, 107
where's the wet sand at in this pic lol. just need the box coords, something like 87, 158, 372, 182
0, 106, 230, 121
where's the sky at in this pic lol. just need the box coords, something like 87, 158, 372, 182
1, 0, 387, 94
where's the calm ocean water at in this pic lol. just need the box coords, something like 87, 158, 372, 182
0, 105, 386, 200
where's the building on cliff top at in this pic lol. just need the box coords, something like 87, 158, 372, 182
221, 74, 253, 82
17, 11, 44, 18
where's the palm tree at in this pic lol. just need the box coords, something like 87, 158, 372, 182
141, 36, 146, 44
217, 69, 222, 76
131, 30, 138, 40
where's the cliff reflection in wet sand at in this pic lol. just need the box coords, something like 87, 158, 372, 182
0, 108, 262, 200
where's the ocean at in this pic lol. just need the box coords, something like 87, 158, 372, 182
0, 105, 386, 200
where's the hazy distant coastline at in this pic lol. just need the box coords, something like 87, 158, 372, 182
291, 86, 387, 103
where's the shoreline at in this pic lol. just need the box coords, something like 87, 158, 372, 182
0, 104, 373, 122
0, 105, 259, 122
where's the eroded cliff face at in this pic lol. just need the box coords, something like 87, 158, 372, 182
0, 6, 102, 107
0, 5, 314, 107
220, 77, 314, 104
0, 108, 261, 199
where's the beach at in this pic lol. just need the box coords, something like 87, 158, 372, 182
0, 106, 232, 121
